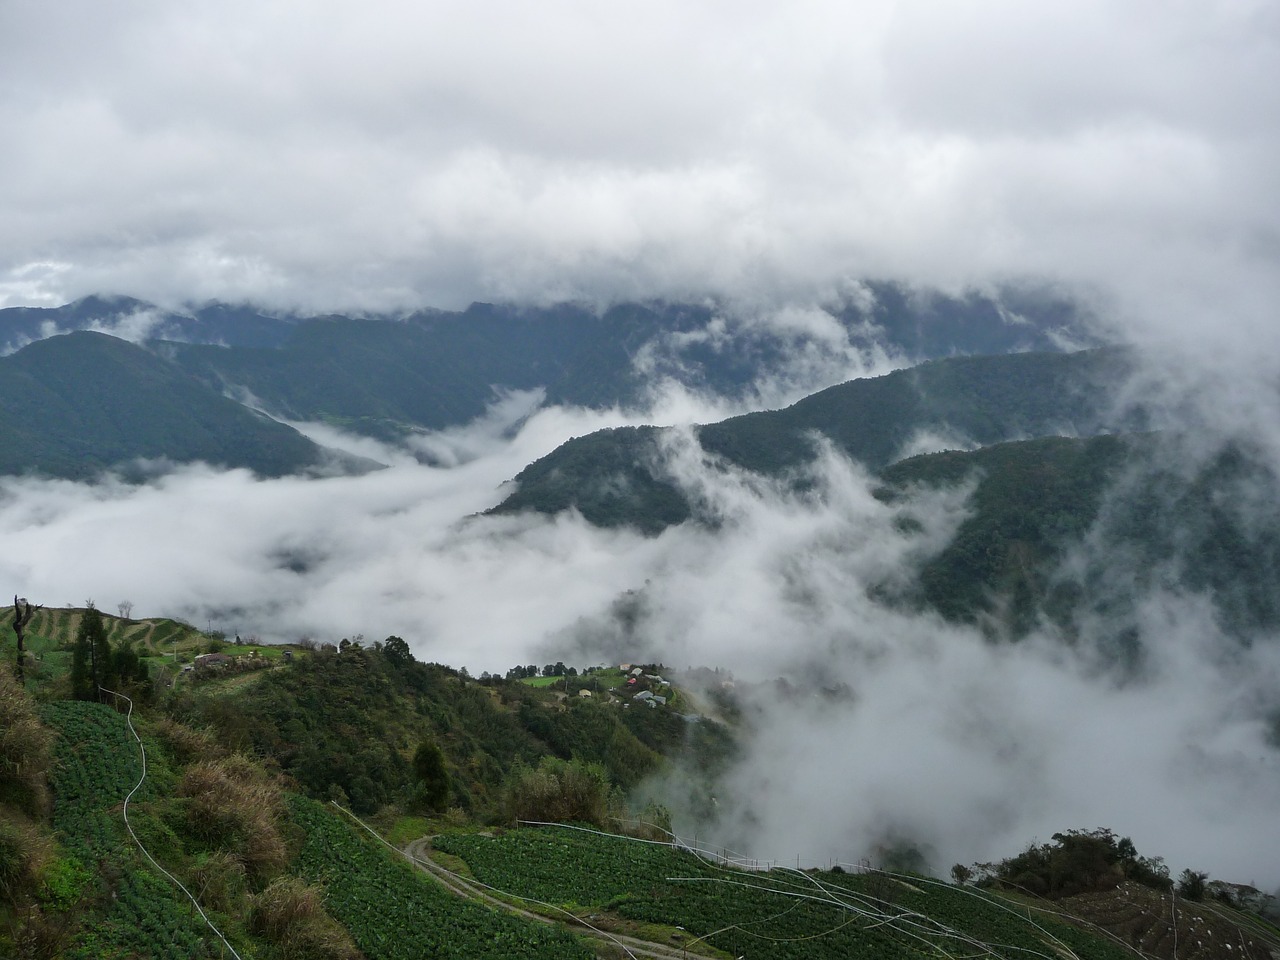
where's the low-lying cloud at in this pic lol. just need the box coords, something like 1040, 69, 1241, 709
3, 355, 1279, 889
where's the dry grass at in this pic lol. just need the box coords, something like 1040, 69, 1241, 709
148, 716, 227, 765
0, 663, 52, 817
249, 877, 363, 960
0, 817, 53, 906
178, 755, 288, 881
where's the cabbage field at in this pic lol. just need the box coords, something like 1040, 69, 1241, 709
434, 825, 1137, 960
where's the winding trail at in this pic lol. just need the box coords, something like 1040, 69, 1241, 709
396, 831, 708, 960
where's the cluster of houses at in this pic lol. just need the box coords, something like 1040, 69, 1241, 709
619, 664, 670, 708
180, 649, 273, 680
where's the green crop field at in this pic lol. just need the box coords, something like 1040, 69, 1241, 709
289, 796, 595, 960
434, 826, 1137, 960
41, 701, 224, 959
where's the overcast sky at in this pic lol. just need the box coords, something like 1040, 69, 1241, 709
1, 0, 1277, 338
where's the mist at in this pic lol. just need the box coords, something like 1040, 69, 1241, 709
2, 327, 1279, 891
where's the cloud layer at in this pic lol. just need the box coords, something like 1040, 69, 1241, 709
3, 388, 1279, 888
2, 0, 1277, 339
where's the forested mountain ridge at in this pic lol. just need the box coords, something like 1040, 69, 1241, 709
492, 347, 1140, 531
875, 432, 1280, 642
0, 331, 332, 479
1, 285, 1093, 446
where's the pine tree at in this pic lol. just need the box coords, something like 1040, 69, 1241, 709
70, 605, 109, 701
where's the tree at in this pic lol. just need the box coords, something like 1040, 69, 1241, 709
117, 599, 133, 620
1178, 869, 1208, 901
412, 738, 450, 812
11, 597, 40, 687
383, 635, 413, 667
71, 605, 110, 701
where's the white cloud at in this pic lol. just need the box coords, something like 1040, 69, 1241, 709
0, 0, 1273, 335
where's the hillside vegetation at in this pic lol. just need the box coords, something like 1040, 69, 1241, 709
0, 332, 326, 479
492, 348, 1137, 530
2, 610, 1277, 958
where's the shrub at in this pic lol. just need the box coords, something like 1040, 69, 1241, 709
189, 850, 248, 914
0, 663, 52, 816
249, 876, 361, 960
503, 757, 616, 827
178, 755, 287, 880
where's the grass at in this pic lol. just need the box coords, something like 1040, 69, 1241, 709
520, 675, 567, 688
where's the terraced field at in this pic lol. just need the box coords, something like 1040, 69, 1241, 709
1058, 882, 1278, 960
431, 825, 1143, 960
289, 797, 595, 960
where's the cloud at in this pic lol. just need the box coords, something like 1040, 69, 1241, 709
4, 386, 1278, 888
0, 0, 1275, 337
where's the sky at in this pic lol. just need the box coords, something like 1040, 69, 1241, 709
3, 0, 1280, 888
1, 0, 1277, 341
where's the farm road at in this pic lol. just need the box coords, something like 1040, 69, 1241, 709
402, 837, 711, 960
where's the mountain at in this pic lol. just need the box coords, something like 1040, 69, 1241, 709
491, 348, 1139, 532
0, 331, 333, 479
0, 295, 297, 353
876, 431, 1280, 643
3, 284, 1095, 445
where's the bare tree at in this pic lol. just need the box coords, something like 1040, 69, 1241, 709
118, 600, 134, 620
12, 596, 41, 686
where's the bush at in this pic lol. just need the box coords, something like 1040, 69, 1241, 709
0, 663, 52, 816
249, 876, 361, 960
1178, 869, 1208, 901
178, 755, 287, 880
503, 757, 617, 827
189, 850, 248, 914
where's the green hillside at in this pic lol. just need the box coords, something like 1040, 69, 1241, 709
875, 432, 1280, 641
492, 347, 1137, 530
0, 331, 327, 479
3, 616, 1276, 959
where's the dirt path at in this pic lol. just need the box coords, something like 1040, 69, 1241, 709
401, 837, 711, 960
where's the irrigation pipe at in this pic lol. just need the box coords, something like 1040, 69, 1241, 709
100, 687, 244, 960
851, 865, 1087, 960
525, 821, 1046, 960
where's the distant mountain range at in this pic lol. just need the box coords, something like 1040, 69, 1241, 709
490, 348, 1142, 530
2, 292, 1276, 652
0, 331, 331, 479
5, 285, 1091, 419
0, 284, 1095, 478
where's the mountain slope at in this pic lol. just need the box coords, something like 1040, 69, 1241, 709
138, 285, 1093, 439
878, 430, 1280, 642
492, 348, 1137, 531
0, 331, 329, 479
